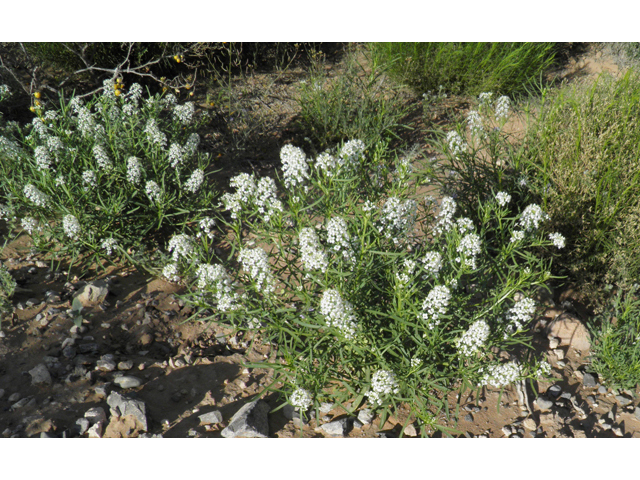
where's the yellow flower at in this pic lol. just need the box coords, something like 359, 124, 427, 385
189, 92, 194, 97
34, 91, 41, 99
35, 100, 41, 106
185, 84, 191, 90
162, 87, 167, 93
29, 106, 36, 112
115, 89, 122, 96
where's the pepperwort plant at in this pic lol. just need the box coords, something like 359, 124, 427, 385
0, 80, 217, 269
178, 131, 560, 435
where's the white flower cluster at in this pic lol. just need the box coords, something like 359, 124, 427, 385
536, 360, 552, 377
510, 230, 525, 243
173, 102, 195, 125
434, 196, 457, 234
197, 217, 216, 240
126, 157, 143, 184
92, 145, 113, 171
145, 180, 162, 204
184, 133, 200, 157
144, 119, 167, 148
519, 204, 549, 231
289, 388, 313, 410
504, 296, 536, 335
495, 96, 510, 122
299, 227, 328, 273
422, 251, 443, 277
456, 217, 474, 233
55, 176, 66, 188
167, 233, 194, 262
162, 263, 180, 283
168, 143, 184, 169
467, 110, 484, 138
478, 92, 493, 106
396, 259, 417, 284
340, 139, 365, 162
0, 204, 13, 221
394, 157, 413, 183
184, 169, 204, 193
456, 233, 482, 269
495, 191, 511, 207
21, 216, 40, 235
320, 289, 358, 339
45, 135, 63, 156
196, 263, 239, 312
478, 362, 521, 388
326, 217, 356, 264
24, 184, 48, 208
377, 197, 417, 244
62, 214, 81, 241
315, 152, 339, 177
221, 173, 283, 223
280, 145, 310, 191
82, 170, 97, 189
0, 84, 10, 99
410, 358, 423, 368
34, 146, 52, 171
548, 232, 566, 249
457, 319, 490, 356
421, 285, 451, 329
366, 369, 400, 408
101, 238, 118, 256
446, 131, 467, 158
239, 247, 275, 294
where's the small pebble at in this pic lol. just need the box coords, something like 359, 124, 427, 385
464, 413, 474, 422
598, 385, 607, 395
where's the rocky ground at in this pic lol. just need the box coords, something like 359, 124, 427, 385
2, 43, 639, 439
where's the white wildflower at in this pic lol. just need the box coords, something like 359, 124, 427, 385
23, 184, 48, 208
549, 232, 566, 249
101, 238, 118, 256
315, 152, 339, 176
197, 217, 216, 240
504, 296, 536, 335
478, 362, 521, 388
495, 96, 510, 122
456, 233, 482, 269
145, 180, 162, 204
366, 370, 400, 408
184, 133, 200, 157
421, 285, 451, 329
320, 289, 358, 339
536, 361, 552, 377
478, 92, 493, 106
82, 170, 97, 189
184, 168, 204, 193
456, 217, 474, 233
167, 233, 194, 262
510, 230, 525, 243
410, 358, 423, 368
422, 251, 443, 277
446, 131, 467, 157
396, 259, 417, 284
290, 388, 313, 410
457, 319, 490, 357
280, 144, 309, 190
327, 217, 356, 264
495, 191, 511, 207
377, 197, 417, 244
92, 145, 113, 171
434, 196, 456, 234
168, 143, 184, 168
34, 146, 52, 171
62, 214, 81, 241
173, 102, 195, 125
126, 157, 143, 184
299, 227, 328, 273
254, 176, 283, 223
21, 216, 40, 235
238, 247, 275, 295
519, 204, 549, 231
467, 110, 484, 138
195, 263, 239, 312
339, 139, 365, 165
144, 119, 167, 148
162, 263, 180, 283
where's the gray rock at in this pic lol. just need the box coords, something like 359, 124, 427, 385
282, 404, 295, 420
220, 400, 270, 438
598, 385, 607, 395
113, 375, 142, 389
582, 372, 598, 388
94, 384, 111, 398
403, 423, 417, 437
464, 413, 474, 422
615, 395, 633, 406
198, 410, 223, 425
319, 402, 334, 414
0, 389, 5, 399
75, 418, 90, 435
635, 407, 640, 422
118, 360, 133, 371
107, 391, 148, 432
353, 419, 364, 429
26, 298, 40, 307
586, 395, 597, 405
96, 358, 117, 372
73, 281, 109, 307
84, 407, 107, 425
536, 396, 554, 411
87, 422, 104, 438
357, 408, 374, 425
547, 385, 562, 399
78, 343, 98, 354
320, 418, 349, 436
29, 364, 52, 386
62, 346, 76, 359
8, 392, 20, 402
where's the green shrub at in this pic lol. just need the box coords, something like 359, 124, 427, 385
369, 42, 556, 97
296, 52, 409, 150
588, 286, 640, 390
0, 80, 218, 271
167, 134, 558, 435
519, 71, 640, 295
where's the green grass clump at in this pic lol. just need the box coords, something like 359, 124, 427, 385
519, 71, 640, 295
369, 42, 556, 97
296, 52, 409, 150
588, 287, 640, 390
